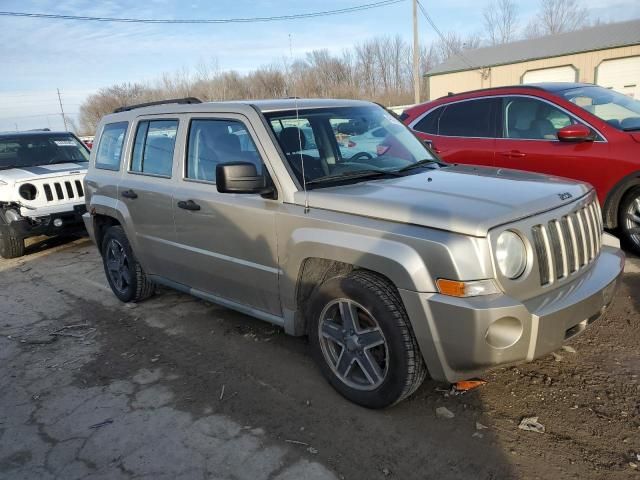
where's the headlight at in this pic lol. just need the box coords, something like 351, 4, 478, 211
496, 231, 527, 279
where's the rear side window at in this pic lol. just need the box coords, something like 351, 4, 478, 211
413, 106, 444, 134
130, 120, 178, 177
95, 122, 128, 170
437, 99, 496, 137
186, 119, 263, 183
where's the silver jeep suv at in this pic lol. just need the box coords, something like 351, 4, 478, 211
84, 98, 624, 408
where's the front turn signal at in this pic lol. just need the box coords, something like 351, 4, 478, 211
436, 279, 500, 297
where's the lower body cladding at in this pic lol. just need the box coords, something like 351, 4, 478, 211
400, 245, 625, 383
1, 204, 87, 241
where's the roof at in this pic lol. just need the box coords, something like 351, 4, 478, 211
107, 98, 374, 120
0, 130, 71, 138
427, 18, 640, 76
437, 82, 595, 99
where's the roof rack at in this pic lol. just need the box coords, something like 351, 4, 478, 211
113, 97, 202, 113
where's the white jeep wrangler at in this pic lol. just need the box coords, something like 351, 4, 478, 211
0, 130, 89, 258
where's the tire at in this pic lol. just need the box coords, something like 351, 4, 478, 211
618, 186, 640, 255
0, 232, 25, 259
101, 226, 155, 303
308, 270, 427, 408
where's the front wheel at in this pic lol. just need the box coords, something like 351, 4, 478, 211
308, 270, 427, 408
619, 186, 640, 255
0, 232, 25, 259
101, 226, 155, 303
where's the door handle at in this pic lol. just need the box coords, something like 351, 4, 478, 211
499, 150, 526, 158
121, 189, 138, 199
177, 199, 201, 211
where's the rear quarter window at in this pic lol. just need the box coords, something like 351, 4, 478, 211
95, 122, 128, 171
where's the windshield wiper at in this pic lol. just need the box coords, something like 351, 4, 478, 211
394, 158, 445, 173
305, 168, 402, 186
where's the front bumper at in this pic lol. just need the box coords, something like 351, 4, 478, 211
400, 244, 625, 383
0, 205, 87, 240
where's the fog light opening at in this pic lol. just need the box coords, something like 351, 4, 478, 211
53, 218, 63, 228
485, 317, 523, 349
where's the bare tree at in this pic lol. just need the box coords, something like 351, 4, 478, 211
436, 32, 482, 62
79, 35, 446, 133
525, 0, 589, 38
483, 0, 519, 45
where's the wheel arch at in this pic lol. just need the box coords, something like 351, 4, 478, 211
603, 171, 640, 229
282, 228, 436, 336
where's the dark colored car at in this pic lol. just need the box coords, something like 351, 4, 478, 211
402, 83, 640, 254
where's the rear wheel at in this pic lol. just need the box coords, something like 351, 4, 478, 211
309, 270, 427, 408
101, 226, 155, 302
0, 232, 25, 259
619, 186, 640, 255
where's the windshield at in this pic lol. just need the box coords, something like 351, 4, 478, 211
0, 134, 90, 170
266, 105, 437, 187
560, 86, 640, 131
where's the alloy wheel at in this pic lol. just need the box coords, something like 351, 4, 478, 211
105, 239, 131, 294
624, 195, 640, 248
318, 298, 389, 391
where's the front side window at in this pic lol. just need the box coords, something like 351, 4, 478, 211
266, 105, 439, 188
130, 120, 178, 177
95, 122, 127, 170
503, 97, 575, 140
561, 85, 640, 131
186, 119, 263, 182
437, 99, 496, 137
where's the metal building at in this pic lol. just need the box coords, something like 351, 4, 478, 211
426, 18, 640, 100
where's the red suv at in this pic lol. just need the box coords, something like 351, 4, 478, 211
402, 83, 640, 254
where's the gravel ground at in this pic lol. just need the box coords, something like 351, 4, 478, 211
0, 236, 638, 479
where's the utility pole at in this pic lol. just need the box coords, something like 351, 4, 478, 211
412, 0, 420, 104
57, 88, 68, 131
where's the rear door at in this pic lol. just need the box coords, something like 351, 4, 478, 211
119, 117, 181, 278
410, 98, 499, 166
170, 114, 281, 316
494, 95, 610, 186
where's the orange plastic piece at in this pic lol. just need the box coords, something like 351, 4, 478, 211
453, 380, 487, 392
436, 279, 466, 297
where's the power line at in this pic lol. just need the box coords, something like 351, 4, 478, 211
416, 0, 478, 71
0, 1, 405, 24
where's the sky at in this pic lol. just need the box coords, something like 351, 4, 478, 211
0, 0, 639, 132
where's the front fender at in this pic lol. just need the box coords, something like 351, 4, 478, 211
280, 227, 437, 311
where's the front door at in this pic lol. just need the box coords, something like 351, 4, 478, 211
119, 117, 181, 279
171, 115, 281, 316
494, 96, 611, 187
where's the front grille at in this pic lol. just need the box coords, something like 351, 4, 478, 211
532, 199, 602, 286
38, 180, 85, 202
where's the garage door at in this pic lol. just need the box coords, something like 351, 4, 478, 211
597, 56, 640, 99
522, 66, 577, 84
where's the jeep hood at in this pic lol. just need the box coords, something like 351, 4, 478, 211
297, 165, 591, 237
0, 163, 87, 183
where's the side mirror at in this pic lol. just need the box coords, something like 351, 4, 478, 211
557, 124, 594, 142
216, 162, 273, 195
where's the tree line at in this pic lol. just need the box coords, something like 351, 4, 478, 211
79, 0, 593, 134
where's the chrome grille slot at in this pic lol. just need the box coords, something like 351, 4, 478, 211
531, 199, 602, 286
532, 225, 551, 285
